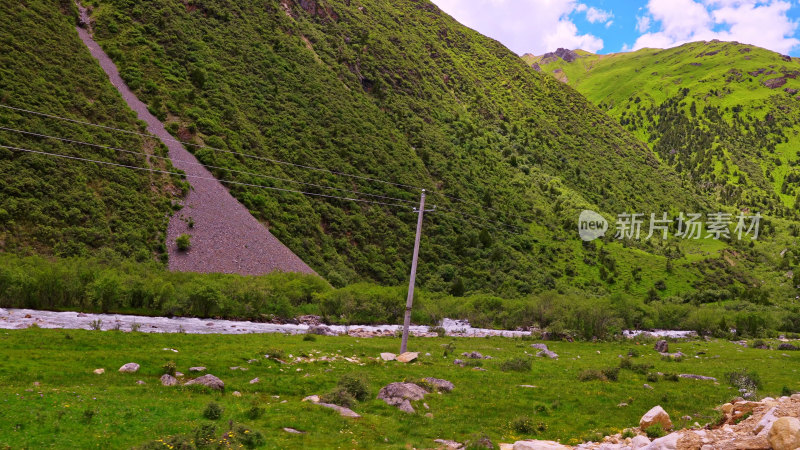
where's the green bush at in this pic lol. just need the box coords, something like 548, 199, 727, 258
203, 402, 223, 420
510, 416, 535, 434
176, 234, 191, 251
644, 424, 666, 439
499, 357, 532, 372
336, 373, 369, 402
162, 361, 176, 376
320, 387, 356, 408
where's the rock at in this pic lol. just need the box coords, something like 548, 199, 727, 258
512, 440, 570, 449
119, 363, 140, 373
721, 403, 734, 414
93, 368, 105, 375
423, 377, 454, 392
764, 77, 787, 89
678, 374, 716, 381
232, 391, 242, 397
518, 385, 537, 388
768, 417, 800, 450
189, 366, 206, 372
752, 406, 778, 435
453, 359, 465, 366
249, 377, 260, 384
530, 344, 549, 351
778, 343, 799, 351
136, 380, 146, 385
647, 432, 680, 450
643, 384, 654, 390
316, 402, 361, 418
283, 427, 305, 434
654, 340, 669, 353
160, 374, 178, 386
377, 382, 429, 413
184, 374, 224, 391
536, 350, 558, 359
380, 352, 397, 361
396, 352, 419, 363
462, 351, 485, 359
640, 405, 672, 430
307, 325, 336, 336
630, 435, 650, 449
434, 439, 464, 449
175, 372, 183, 377
302, 395, 320, 403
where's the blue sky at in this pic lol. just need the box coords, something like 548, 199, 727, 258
430, 0, 800, 56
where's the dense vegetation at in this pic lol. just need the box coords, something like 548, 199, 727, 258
0, 0, 183, 260
528, 41, 800, 216
81, 0, 712, 297
3, 253, 800, 337
1, 328, 798, 447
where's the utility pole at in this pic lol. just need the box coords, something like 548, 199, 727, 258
400, 189, 434, 353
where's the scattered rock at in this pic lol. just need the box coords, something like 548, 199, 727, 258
119, 363, 140, 373
302, 395, 320, 403
461, 351, 490, 359
518, 385, 537, 388
453, 359, 465, 366
380, 352, 397, 361
316, 402, 361, 418
283, 427, 305, 434
433, 438, 463, 449
377, 382, 429, 413
307, 325, 337, 336
189, 366, 206, 372
397, 352, 419, 363
768, 417, 800, 450
640, 405, 672, 430
764, 77, 787, 89
249, 377, 260, 384
232, 391, 242, 397
647, 432, 680, 450
136, 380, 146, 385
537, 350, 559, 359
778, 343, 799, 351
511, 440, 570, 449
184, 374, 225, 391
423, 377, 454, 392
643, 384, 654, 390
753, 407, 778, 435
175, 372, 184, 377
655, 340, 669, 353
679, 374, 717, 381
530, 344, 549, 351
93, 368, 105, 375
160, 374, 178, 386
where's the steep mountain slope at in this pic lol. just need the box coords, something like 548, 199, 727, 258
0, 0, 181, 260
529, 41, 800, 216
78, 0, 711, 295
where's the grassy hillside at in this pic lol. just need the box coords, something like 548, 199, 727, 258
0, 0, 183, 260
529, 41, 800, 216
73, 0, 725, 298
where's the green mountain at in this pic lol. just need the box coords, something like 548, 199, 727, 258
527, 41, 800, 215
1, 1, 799, 332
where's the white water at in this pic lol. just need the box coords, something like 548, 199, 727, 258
0, 309, 695, 339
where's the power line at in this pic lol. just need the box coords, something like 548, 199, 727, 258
0, 103, 427, 191
0, 144, 412, 209
0, 126, 418, 205
0, 103, 529, 227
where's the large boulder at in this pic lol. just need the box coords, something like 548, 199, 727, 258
647, 432, 680, 450
422, 377, 454, 392
768, 417, 800, 450
119, 363, 140, 373
639, 405, 672, 431
184, 374, 225, 391
630, 435, 650, 449
377, 382, 429, 413
654, 340, 668, 353
396, 352, 418, 363
380, 352, 397, 361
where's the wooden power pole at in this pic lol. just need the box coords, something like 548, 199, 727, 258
400, 189, 433, 353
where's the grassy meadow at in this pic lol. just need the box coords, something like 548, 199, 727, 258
0, 328, 798, 448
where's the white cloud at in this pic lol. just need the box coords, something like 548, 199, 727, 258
585, 6, 613, 24
636, 15, 651, 33
430, 0, 605, 54
633, 0, 799, 54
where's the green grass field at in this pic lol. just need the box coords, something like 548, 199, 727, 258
1, 328, 798, 448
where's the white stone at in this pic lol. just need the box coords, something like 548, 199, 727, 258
640, 405, 672, 430
512, 440, 571, 450
753, 407, 777, 435
380, 352, 396, 361
768, 417, 800, 450
118, 363, 140, 373
644, 432, 679, 450
630, 435, 650, 449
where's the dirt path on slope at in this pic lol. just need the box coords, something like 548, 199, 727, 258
75, 16, 315, 276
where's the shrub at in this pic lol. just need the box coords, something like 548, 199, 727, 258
337, 373, 369, 401
89, 319, 103, 331
644, 424, 665, 439
621, 429, 636, 439
246, 405, 264, 420
203, 402, 223, 420
646, 372, 661, 382
320, 387, 355, 408
162, 361, 176, 376
234, 425, 265, 449
429, 326, 446, 337
727, 369, 762, 394
510, 416, 535, 434
194, 424, 217, 447
601, 367, 620, 382
663, 372, 680, 382
500, 357, 532, 372
578, 369, 607, 382
302, 333, 317, 341
176, 234, 191, 251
